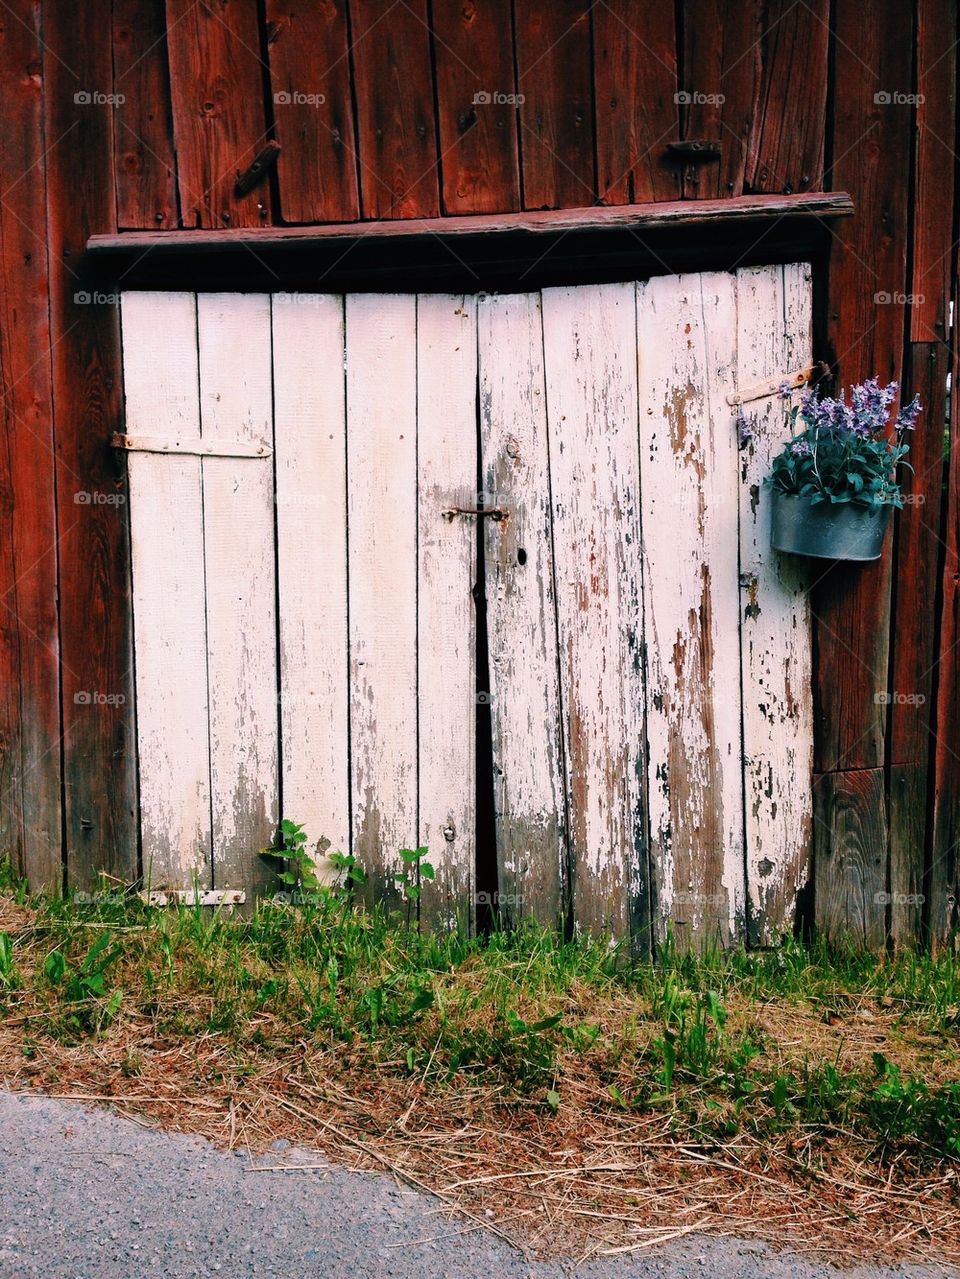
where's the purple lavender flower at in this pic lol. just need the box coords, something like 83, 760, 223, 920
735, 407, 754, 449
790, 439, 812, 457
895, 393, 922, 432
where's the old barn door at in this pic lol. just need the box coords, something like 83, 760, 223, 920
119, 263, 813, 946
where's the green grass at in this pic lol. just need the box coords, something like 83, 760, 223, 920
1, 855, 959, 1164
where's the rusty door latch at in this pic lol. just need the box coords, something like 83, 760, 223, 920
442, 506, 506, 522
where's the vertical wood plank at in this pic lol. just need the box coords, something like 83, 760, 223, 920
910, 0, 956, 342
346, 294, 418, 908
265, 1, 360, 223
541, 283, 648, 948
432, 0, 521, 214
681, 0, 760, 198
45, 0, 138, 889
888, 343, 948, 945
637, 272, 745, 947
0, 0, 61, 887
113, 0, 179, 228
197, 293, 278, 893
416, 295, 477, 930
816, 0, 913, 775
735, 263, 814, 945
814, 770, 888, 950
166, 0, 269, 229
349, 0, 439, 219
592, 0, 680, 204
479, 292, 566, 929
747, 0, 829, 194
515, 1, 595, 210
121, 292, 212, 889
272, 293, 350, 868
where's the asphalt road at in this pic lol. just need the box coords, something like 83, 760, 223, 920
0, 1091, 943, 1278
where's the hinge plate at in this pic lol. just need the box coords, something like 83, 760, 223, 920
139, 889, 246, 907
113, 433, 272, 459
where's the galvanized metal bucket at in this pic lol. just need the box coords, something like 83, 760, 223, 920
770, 490, 891, 561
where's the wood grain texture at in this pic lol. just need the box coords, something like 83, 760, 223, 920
44, 0, 137, 889
166, 0, 269, 228
349, 0, 439, 219
592, 0, 680, 204
515, 0, 595, 209
271, 293, 350, 869
888, 343, 948, 945
814, 769, 887, 950
416, 295, 477, 930
681, 0, 760, 198
541, 283, 648, 947
121, 292, 211, 890
265, 1, 359, 223
113, 0, 179, 228
479, 291, 567, 929
197, 293, 278, 893
638, 272, 745, 947
346, 293, 418, 908
432, 0, 521, 214
0, 0, 61, 887
747, 0, 829, 194
815, 0, 912, 774
735, 263, 814, 945
910, 0, 956, 342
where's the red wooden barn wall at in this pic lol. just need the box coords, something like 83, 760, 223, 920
0, 0, 956, 947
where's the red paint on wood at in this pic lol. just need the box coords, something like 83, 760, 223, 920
349, 0, 439, 219
43, 0, 138, 888
0, 0, 61, 887
166, 0, 269, 228
593, 0, 680, 204
432, 0, 521, 214
747, 0, 829, 194
515, 0, 595, 209
265, 1, 359, 223
113, 0, 178, 228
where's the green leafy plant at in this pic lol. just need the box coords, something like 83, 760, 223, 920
767, 378, 921, 509
260, 819, 366, 904
392, 846, 435, 927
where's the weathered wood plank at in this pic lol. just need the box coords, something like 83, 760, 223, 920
888, 342, 948, 946
515, 1, 595, 209
113, 0, 178, 228
637, 272, 745, 948
44, 0, 138, 888
432, 0, 520, 214
0, 0, 61, 887
416, 295, 477, 931
747, 0, 829, 194
265, 1, 359, 223
346, 293, 418, 908
197, 293, 278, 893
681, 0, 760, 198
165, 0, 269, 228
121, 291, 211, 890
814, 769, 887, 950
816, 0, 912, 774
271, 293, 350, 870
541, 282, 648, 947
735, 263, 814, 945
349, 0, 439, 219
592, 0, 680, 204
479, 291, 567, 929
910, 0, 956, 342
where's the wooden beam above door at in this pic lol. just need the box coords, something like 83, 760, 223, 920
86, 193, 852, 294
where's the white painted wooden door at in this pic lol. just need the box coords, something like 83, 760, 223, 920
120, 265, 813, 946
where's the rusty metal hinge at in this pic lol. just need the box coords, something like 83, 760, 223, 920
112, 433, 273, 459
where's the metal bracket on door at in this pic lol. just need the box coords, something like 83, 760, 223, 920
442, 506, 506, 522
726, 362, 825, 407
112, 433, 273, 458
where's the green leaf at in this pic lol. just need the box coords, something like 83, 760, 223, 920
419, 863, 436, 881
545, 1089, 560, 1113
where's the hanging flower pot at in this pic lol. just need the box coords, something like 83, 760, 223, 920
765, 378, 922, 563
770, 490, 890, 560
